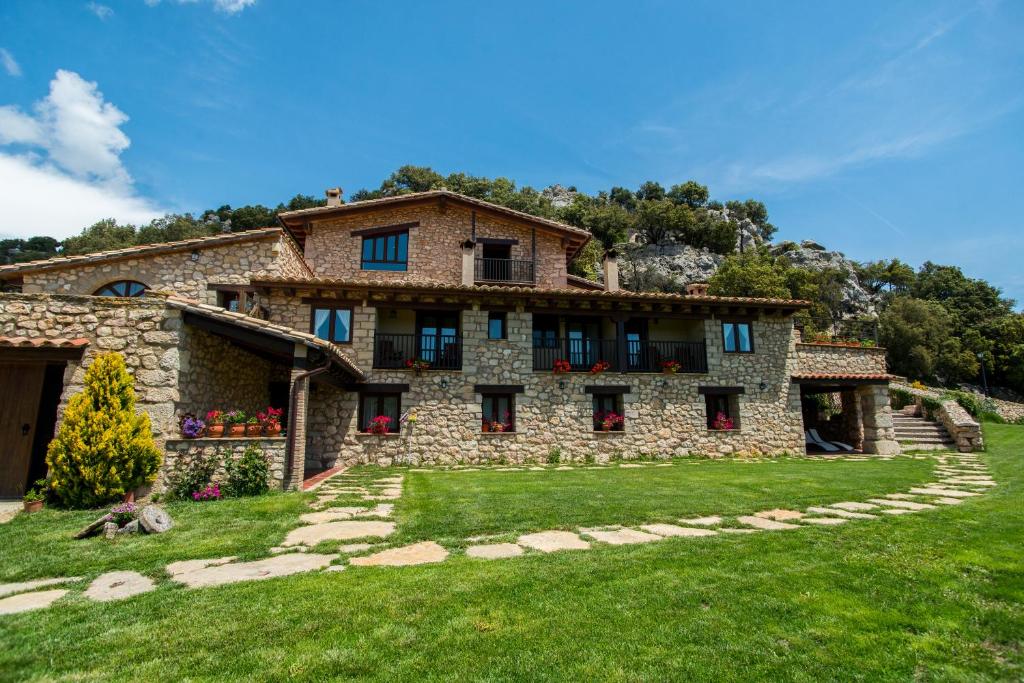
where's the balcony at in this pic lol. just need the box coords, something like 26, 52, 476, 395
474, 258, 536, 285
373, 333, 463, 371
532, 339, 708, 373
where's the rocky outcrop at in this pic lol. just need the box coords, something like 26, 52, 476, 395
771, 241, 876, 316
541, 184, 579, 209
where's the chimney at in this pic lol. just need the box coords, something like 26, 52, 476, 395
685, 282, 709, 296
461, 239, 476, 286
325, 187, 343, 207
602, 250, 619, 292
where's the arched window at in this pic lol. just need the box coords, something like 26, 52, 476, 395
94, 280, 148, 297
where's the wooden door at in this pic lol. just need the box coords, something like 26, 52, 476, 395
0, 363, 46, 497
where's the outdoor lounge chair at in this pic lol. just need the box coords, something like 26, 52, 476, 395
807, 429, 854, 452
805, 430, 840, 452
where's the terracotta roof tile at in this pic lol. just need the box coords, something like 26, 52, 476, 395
0, 336, 90, 348
792, 372, 894, 381
0, 228, 284, 278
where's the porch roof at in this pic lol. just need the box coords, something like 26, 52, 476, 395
249, 276, 812, 316
158, 294, 365, 381
792, 372, 894, 387
0, 336, 89, 361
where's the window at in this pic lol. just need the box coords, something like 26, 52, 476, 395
487, 312, 507, 340
361, 230, 409, 271
481, 393, 515, 432
311, 307, 352, 343
359, 393, 401, 433
705, 393, 740, 430
215, 288, 257, 313
722, 322, 753, 353
94, 280, 147, 297
592, 394, 625, 432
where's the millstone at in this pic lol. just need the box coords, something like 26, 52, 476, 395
139, 505, 174, 534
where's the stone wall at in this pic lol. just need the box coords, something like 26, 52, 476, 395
795, 342, 888, 375
302, 308, 810, 466
893, 384, 984, 451
21, 234, 308, 304
303, 203, 569, 288
163, 438, 288, 490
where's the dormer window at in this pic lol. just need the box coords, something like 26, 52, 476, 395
94, 280, 147, 297
361, 229, 409, 271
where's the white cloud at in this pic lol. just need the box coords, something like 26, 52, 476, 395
86, 2, 114, 20
0, 70, 167, 239
0, 48, 21, 77
144, 0, 256, 13
0, 154, 163, 239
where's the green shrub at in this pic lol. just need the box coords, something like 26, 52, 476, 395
921, 396, 942, 420
889, 388, 913, 410
165, 451, 220, 501
547, 447, 562, 464
980, 411, 1005, 424
46, 352, 161, 508
942, 390, 983, 418
224, 444, 270, 497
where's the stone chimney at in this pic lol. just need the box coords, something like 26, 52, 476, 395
685, 282, 709, 296
602, 250, 619, 292
461, 240, 476, 286
325, 187, 343, 207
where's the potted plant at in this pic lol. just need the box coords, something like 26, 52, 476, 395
22, 479, 46, 513
367, 415, 392, 435
257, 407, 283, 436
108, 501, 137, 527
404, 358, 431, 375
552, 359, 572, 374
710, 412, 735, 431
660, 360, 681, 374
182, 415, 205, 439
226, 410, 247, 437
245, 416, 261, 437
205, 410, 225, 438
590, 360, 610, 375
594, 410, 624, 432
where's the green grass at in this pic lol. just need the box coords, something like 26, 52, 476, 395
392, 456, 935, 543
0, 430, 1022, 681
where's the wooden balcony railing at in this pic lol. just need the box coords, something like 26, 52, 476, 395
373, 333, 463, 370
474, 258, 536, 284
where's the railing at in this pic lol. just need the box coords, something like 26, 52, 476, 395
373, 333, 463, 370
475, 258, 536, 284
796, 317, 879, 345
624, 340, 708, 373
532, 338, 620, 372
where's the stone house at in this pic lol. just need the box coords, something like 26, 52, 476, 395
0, 190, 898, 496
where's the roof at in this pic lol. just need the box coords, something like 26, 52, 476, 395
0, 336, 90, 349
157, 293, 365, 381
248, 275, 812, 311
0, 228, 285, 279
566, 274, 605, 291
276, 190, 592, 257
792, 372, 894, 384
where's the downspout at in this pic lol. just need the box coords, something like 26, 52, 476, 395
286, 360, 332, 487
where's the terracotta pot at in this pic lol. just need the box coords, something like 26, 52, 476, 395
265, 425, 282, 437
228, 424, 246, 437
206, 424, 224, 438
662, 368, 678, 374
245, 424, 262, 437
23, 500, 43, 513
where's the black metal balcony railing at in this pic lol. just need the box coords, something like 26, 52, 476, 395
531, 338, 619, 372
624, 340, 708, 373
474, 258, 536, 284
373, 333, 463, 370
795, 318, 879, 345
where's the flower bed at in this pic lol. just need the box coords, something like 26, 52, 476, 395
178, 407, 283, 439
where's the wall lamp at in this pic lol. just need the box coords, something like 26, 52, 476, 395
759, 382, 769, 391
440, 378, 448, 389
190, 250, 201, 261
558, 379, 566, 390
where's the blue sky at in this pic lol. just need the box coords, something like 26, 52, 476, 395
1, 0, 1022, 305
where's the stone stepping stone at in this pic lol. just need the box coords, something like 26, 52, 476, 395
942, 479, 995, 486
930, 497, 964, 505
639, 524, 717, 538
829, 502, 878, 512
806, 507, 876, 520
755, 509, 805, 521
800, 516, 848, 526
354, 504, 394, 518
282, 521, 395, 547
84, 571, 155, 602
737, 515, 801, 531
582, 528, 663, 545
679, 516, 722, 526
879, 508, 913, 515
170, 553, 337, 588
867, 499, 935, 511
0, 589, 69, 615
883, 493, 918, 500
721, 528, 759, 534
0, 576, 83, 598
166, 557, 236, 577
517, 530, 590, 553
349, 541, 448, 567
909, 488, 980, 498
466, 543, 524, 560
300, 510, 359, 524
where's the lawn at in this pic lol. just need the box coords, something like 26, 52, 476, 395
0, 429, 1021, 681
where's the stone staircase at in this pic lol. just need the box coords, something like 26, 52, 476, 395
893, 409, 955, 450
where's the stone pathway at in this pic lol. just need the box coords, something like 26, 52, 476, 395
0, 501, 20, 525
0, 452, 995, 615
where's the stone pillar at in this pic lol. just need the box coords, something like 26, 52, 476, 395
858, 384, 900, 455
461, 240, 476, 286
286, 344, 310, 490
840, 390, 863, 450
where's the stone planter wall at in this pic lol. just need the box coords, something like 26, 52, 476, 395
794, 342, 888, 375
893, 384, 984, 452
163, 437, 288, 489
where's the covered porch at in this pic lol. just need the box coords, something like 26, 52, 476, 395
793, 373, 900, 456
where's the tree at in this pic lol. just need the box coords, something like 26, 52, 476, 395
911, 262, 1013, 329
608, 186, 636, 210
584, 202, 633, 248
879, 297, 978, 385
635, 181, 666, 202
725, 199, 776, 241
634, 200, 685, 245
61, 219, 138, 255
668, 180, 709, 208
45, 352, 161, 508
858, 259, 915, 295
708, 250, 790, 299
